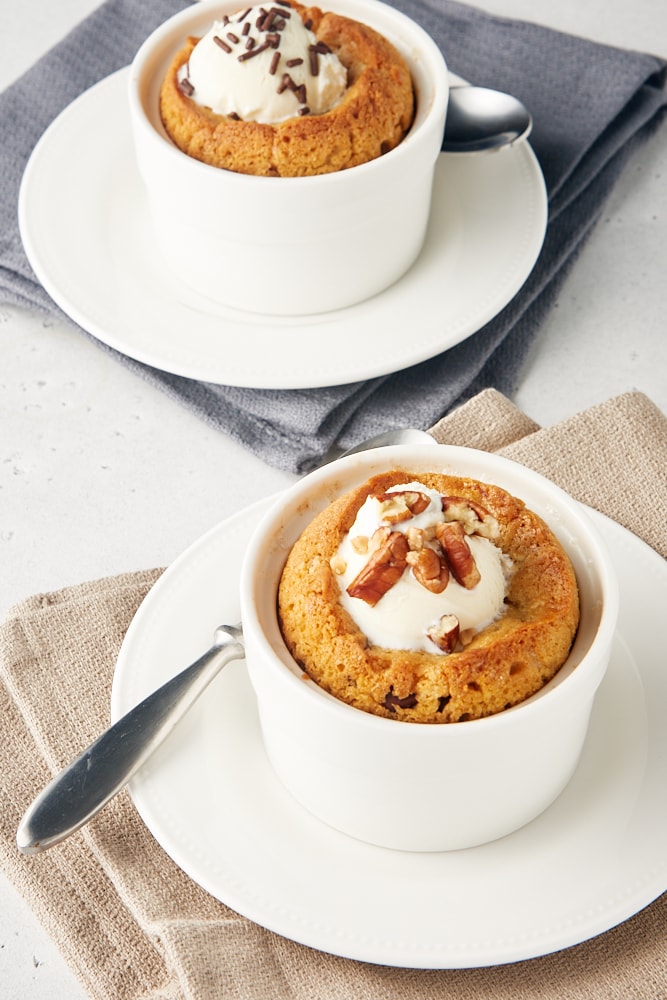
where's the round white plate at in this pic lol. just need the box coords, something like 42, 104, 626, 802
19, 68, 547, 390
111, 500, 666, 969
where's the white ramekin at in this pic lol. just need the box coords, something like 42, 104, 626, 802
240, 445, 619, 852
127, 0, 448, 315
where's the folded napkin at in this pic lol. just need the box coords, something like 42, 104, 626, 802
1, 0, 666, 473
1, 388, 666, 1000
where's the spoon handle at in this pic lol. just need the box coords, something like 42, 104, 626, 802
16, 625, 244, 854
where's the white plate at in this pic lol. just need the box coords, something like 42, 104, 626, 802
111, 500, 667, 969
19, 68, 547, 390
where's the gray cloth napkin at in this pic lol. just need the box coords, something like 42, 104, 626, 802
1, 0, 666, 473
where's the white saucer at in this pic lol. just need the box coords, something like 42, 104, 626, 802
19, 68, 547, 390
111, 500, 667, 969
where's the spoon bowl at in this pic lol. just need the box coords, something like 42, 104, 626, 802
443, 85, 533, 153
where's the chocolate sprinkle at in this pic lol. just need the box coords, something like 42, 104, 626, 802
238, 40, 271, 61
228, 111, 241, 120
213, 35, 232, 53
258, 8, 287, 32
226, 31, 240, 43
178, 76, 194, 97
269, 50, 281, 74
286, 57, 303, 66
257, 7, 292, 31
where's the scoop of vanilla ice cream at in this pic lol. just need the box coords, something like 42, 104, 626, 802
335, 483, 512, 654
178, 3, 348, 124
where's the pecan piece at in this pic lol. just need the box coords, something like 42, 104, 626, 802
436, 521, 481, 589
459, 627, 476, 647
368, 525, 390, 553
346, 531, 409, 606
426, 613, 460, 653
350, 534, 369, 555
406, 546, 449, 593
375, 490, 430, 524
441, 496, 499, 539
330, 554, 347, 575
406, 526, 425, 551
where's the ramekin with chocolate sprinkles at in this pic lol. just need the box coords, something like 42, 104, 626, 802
128, 0, 448, 314
159, 1, 415, 177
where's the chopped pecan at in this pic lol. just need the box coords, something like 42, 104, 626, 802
350, 534, 369, 555
459, 627, 476, 647
426, 613, 460, 653
406, 546, 449, 593
436, 521, 481, 589
330, 554, 347, 575
441, 496, 499, 539
346, 531, 409, 606
406, 526, 425, 551
375, 490, 430, 524
368, 526, 390, 553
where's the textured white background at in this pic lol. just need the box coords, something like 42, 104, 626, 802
1, 1, 666, 995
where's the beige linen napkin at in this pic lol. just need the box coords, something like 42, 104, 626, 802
1, 388, 666, 1000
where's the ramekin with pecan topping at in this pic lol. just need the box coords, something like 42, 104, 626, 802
240, 444, 617, 850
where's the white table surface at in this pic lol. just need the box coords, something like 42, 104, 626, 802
1, 1, 666, 996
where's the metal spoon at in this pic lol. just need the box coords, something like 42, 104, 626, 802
17, 428, 436, 854
442, 85, 533, 153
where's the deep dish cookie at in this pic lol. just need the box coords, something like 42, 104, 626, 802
159, 1, 415, 176
278, 470, 580, 723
